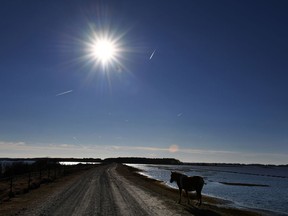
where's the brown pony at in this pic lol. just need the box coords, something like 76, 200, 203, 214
170, 171, 204, 205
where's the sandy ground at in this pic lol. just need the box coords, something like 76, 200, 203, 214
0, 163, 281, 216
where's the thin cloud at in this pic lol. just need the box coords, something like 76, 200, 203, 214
0, 141, 26, 146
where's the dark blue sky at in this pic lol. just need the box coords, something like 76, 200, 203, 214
0, 0, 287, 164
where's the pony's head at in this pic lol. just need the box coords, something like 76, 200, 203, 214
170, 171, 178, 183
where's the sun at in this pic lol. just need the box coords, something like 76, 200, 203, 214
85, 31, 123, 71
92, 39, 117, 64
83, 27, 128, 75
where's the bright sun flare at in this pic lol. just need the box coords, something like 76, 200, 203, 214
85, 29, 125, 72
92, 39, 117, 64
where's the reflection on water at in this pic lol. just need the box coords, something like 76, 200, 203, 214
59, 161, 101, 165
127, 164, 288, 215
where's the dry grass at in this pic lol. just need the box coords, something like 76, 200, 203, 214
0, 165, 97, 216
0, 171, 55, 203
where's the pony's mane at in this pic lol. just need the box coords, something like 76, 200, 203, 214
172, 171, 186, 176
172, 171, 182, 174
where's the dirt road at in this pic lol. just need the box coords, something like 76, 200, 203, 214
21, 163, 191, 216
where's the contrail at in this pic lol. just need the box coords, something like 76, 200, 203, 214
149, 49, 156, 60
56, 90, 73, 96
73, 137, 79, 142
72, 137, 86, 149
177, 113, 183, 117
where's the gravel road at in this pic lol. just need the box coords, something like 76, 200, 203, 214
22, 163, 190, 216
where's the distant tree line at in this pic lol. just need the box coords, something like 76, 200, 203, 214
52, 157, 102, 163
103, 157, 182, 165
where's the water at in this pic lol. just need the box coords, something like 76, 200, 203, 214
127, 164, 288, 215
59, 161, 101, 165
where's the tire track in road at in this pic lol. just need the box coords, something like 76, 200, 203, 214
106, 166, 150, 216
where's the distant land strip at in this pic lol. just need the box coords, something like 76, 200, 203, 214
1, 157, 287, 167
219, 182, 270, 187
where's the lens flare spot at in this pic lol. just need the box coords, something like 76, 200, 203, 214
169, 144, 179, 153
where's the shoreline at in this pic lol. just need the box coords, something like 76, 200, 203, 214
120, 164, 286, 216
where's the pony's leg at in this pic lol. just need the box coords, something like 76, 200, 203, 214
196, 191, 202, 206
185, 190, 190, 204
178, 189, 182, 203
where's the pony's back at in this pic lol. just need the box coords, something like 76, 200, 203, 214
183, 176, 204, 191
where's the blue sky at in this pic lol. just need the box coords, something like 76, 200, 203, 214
0, 0, 287, 164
